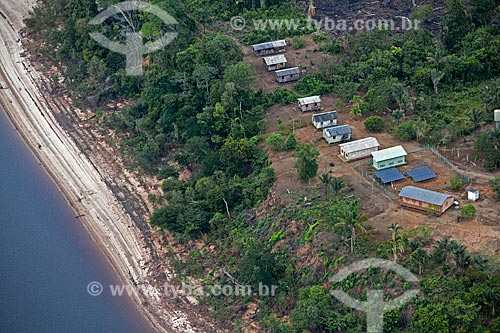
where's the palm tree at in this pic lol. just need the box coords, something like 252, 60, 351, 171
329, 177, 345, 198
388, 223, 406, 262
450, 242, 471, 271
485, 277, 500, 316
392, 109, 405, 125
487, 129, 500, 151
410, 248, 428, 276
481, 78, 500, 111
333, 203, 365, 253
392, 83, 411, 111
319, 173, 331, 200
431, 69, 445, 94
350, 95, 363, 120
469, 109, 485, 132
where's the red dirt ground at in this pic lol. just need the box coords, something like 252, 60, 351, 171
262, 90, 500, 255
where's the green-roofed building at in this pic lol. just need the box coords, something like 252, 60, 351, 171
371, 145, 407, 170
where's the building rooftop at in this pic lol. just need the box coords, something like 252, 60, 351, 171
323, 125, 351, 137
252, 40, 287, 51
275, 67, 300, 77
371, 145, 407, 162
298, 95, 321, 105
399, 186, 453, 206
339, 137, 380, 154
312, 110, 338, 123
263, 54, 287, 66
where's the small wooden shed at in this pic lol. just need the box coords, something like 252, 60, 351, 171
297, 96, 322, 112
467, 189, 479, 201
275, 67, 300, 83
263, 54, 287, 71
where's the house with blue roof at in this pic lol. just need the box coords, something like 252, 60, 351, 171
399, 186, 454, 215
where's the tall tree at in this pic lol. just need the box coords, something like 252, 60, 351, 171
388, 223, 406, 262
296, 144, 319, 181
411, 248, 429, 275
331, 199, 365, 253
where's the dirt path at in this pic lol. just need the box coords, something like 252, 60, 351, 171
0, 2, 220, 332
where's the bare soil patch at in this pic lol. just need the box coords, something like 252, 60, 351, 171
263, 92, 500, 254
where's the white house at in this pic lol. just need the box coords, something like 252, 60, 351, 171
323, 125, 352, 144
339, 137, 380, 161
312, 111, 338, 129
298, 96, 322, 112
263, 54, 287, 71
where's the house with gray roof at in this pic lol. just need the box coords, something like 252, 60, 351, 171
298, 95, 322, 112
399, 186, 454, 215
339, 137, 380, 161
275, 67, 300, 83
323, 125, 352, 144
263, 54, 287, 71
312, 110, 338, 129
252, 40, 287, 56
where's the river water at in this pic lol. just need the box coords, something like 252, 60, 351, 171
0, 106, 153, 332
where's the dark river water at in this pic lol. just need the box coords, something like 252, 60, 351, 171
0, 106, 154, 333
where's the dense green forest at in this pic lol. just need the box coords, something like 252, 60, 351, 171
26, 0, 500, 332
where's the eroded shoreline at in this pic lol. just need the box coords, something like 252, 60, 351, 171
0, 2, 204, 332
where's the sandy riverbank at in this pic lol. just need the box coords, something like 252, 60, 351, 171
0, 2, 201, 332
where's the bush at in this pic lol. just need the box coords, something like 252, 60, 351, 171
158, 164, 179, 179
292, 36, 306, 49
489, 176, 500, 199
266, 133, 285, 151
461, 204, 477, 218
364, 116, 385, 132
285, 133, 298, 151
393, 121, 417, 141
450, 176, 462, 190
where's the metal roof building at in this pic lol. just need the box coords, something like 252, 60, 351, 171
399, 186, 454, 215
275, 67, 300, 83
262, 54, 287, 71
323, 125, 352, 144
252, 40, 287, 55
312, 110, 338, 129
371, 145, 407, 170
297, 95, 322, 112
339, 137, 380, 161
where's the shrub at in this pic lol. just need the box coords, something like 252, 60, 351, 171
393, 121, 417, 141
489, 176, 500, 199
364, 116, 385, 132
461, 204, 477, 218
450, 176, 462, 190
158, 164, 179, 179
285, 133, 297, 151
266, 133, 285, 151
292, 36, 306, 49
